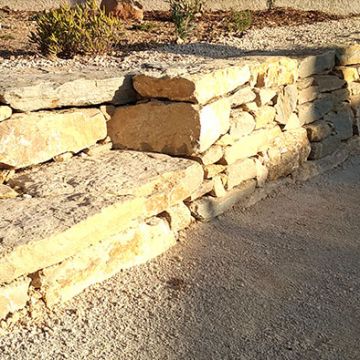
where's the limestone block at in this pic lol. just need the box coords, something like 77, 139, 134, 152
229, 110, 256, 139
298, 96, 333, 125
0, 106, 12, 122
254, 106, 276, 129
275, 85, 297, 124
0, 109, 107, 169
309, 136, 341, 160
221, 126, 282, 165
331, 88, 350, 104
298, 50, 335, 78
0, 151, 203, 284
0, 278, 30, 320
189, 180, 256, 221
108, 98, 231, 156
204, 164, 226, 179
161, 202, 192, 233
0, 170, 14, 184
311, 75, 346, 93
210, 175, 227, 198
186, 179, 214, 202
305, 121, 332, 142
193, 145, 223, 165
336, 45, 360, 66
264, 128, 311, 180
256, 88, 277, 106
297, 78, 315, 90
36, 217, 176, 306
254, 158, 269, 187
0, 72, 136, 112
337, 67, 359, 83
230, 86, 256, 107
133, 64, 251, 104
298, 86, 319, 105
349, 82, 360, 96
284, 113, 302, 130
0, 184, 18, 199
325, 105, 354, 141
224, 158, 257, 190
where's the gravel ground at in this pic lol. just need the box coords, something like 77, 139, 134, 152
0, 154, 359, 359
0, 16, 360, 74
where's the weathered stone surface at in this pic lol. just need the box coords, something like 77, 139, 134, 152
0, 170, 14, 185
298, 96, 333, 125
325, 105, 354, 141
298, 51, 335, 78
336, 45, 360, 66
0, 106, 12, 122
221, 126, 282, 165
133, 63, 251, 104
264, 128, 310, 180
224, 158, 257, 190
210, 175, 227, 197
311, 75, 346, 92
0, 151, 203, 284
298, 86, 319, 104
83, 142, 113, 157
0, 109, 107, 169
0, 72, 136, 112
337, 67, 359, 83
256, 88, 277, 106
186, 179, 214, 202
254, 106, 276, 129
309, 135, 341, 160
204, 164, 226, 179
350, 95, 360, 118
349, 82, 360, 96
229, 110, 256, 139
189, 180, 256, 221
275, 85, 297, 124
284, 113, 302, 130
0, 278, 30, 320
53, 152, 73, 163
100, 0, 144, 20
254, 158, 269, 187
305, 121, 332, 142
193, 145, 223, 165
331, 88, 350, 104
297, 78, 315, 90
108, 98, 231, 156
36, 217, 175, 306
161, 203, 192, 233
230, 86, 256, 107
0, 184, 18, 199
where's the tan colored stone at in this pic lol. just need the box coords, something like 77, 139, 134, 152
254, 106, 276, 129
309, 135, 341, 160
0, 170, 14, 184
242, 102, 258, 112
0, 151, 203, 284
284, 113, 302, 130
337, 67, 359, 83
189, 180, 256, 221
0, 278, 30, 320
161, 203, 192, 233
186, 179, 214, 202
254, 158, 268, 187
229, 110, 256, 139
298, 51, 335, 78
264, 128, 310, 180
204, 164, 226, 179
133, 64, 251, 104
36, 217, 175, 306
298, 96, 333, 125
256, 88, 277, 106
221, 126, 282, 165
305, 121, 332, 142
349, 82, 360, 96
336, 45, 360, 66
350, 95, 360, 118
331, 88, 350, 104
0, 109, 107, 169
53, 152, 73, 163
84, 143, 113, 156
224, 158, 257, 190
0, 184, 18, 199
297, 78, 315, 90
100, 0, 144, 20
298, 86, 319, 105
193, 145, 223, 165
210, 175, 227, 197
108, 98, 231, 156
275, 85, 297, 124
230, 86, 256, 108
0, 106, 12, 122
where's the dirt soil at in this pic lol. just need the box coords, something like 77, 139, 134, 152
0, 7, 348, 58
0, 153, 359, 359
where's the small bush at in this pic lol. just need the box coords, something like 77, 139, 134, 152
30, 0, 122, 59
167, 0, 204, 39
227, 10, 252, 34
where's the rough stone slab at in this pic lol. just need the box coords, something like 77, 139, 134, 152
224, 158, 257, 190
275, 85, 297, 124
0, 151, 203, 284
325, 105, 354, 141
305, 121, 332, 142
253, 105, 276, 129
133, 63, 251, 104
298, 86, 319, 105
161, 203, 192, 233
298, 96, 333, 125
311, 75, 346, 93
193, 145, 223, 166
0, 106, 12, 122
230, 86, 256, 107
0, 72, 136, 112
0, 277, 30, 320
221, 126, 282, 165
309, 135, 342, 160
229, 110, 256, 139
189, 180, 256, 221
186, 179, 214, 202
256, 88, 277, 106
264, 128, 311, 180
0, 184, 18, 199
284, 113, 302, 131
298, 50, 336, 78
204, 164, 226, 179
210, 175, 227, 197
337, 67, 359, 83
35, 217, 176, 306
336, 45, 360, 66
0, 109, 107, 169
349, 82, 360, 96
108, 98, 231, 156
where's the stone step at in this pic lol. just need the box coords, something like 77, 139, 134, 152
0, 150, 203, 286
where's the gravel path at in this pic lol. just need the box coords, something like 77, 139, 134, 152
0, 154, 359, 359
0, 16, 359, 73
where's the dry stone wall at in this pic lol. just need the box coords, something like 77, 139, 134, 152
0, 45, 359, 325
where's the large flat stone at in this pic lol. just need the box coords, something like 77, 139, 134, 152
298, 51, 336, 78
0, 71, 136, 112
336, 45, 360, 66
0, 109, 107, 169
108, 98, 231, 156
0, 151, 203, 284
309, 135, 342, 160
324, 105, 354, 141
34, 217, 176, 306
311, 75, 346, 92
305, 120, 332, 142
298, 95, 334, 125
133, 62, 251, 104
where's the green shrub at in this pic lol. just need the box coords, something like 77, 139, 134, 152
29, 0, 122, 59
227, 10, 253, 34
167, 0, 204, 39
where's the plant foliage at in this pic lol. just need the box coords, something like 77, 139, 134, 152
227, 10, 253, 34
